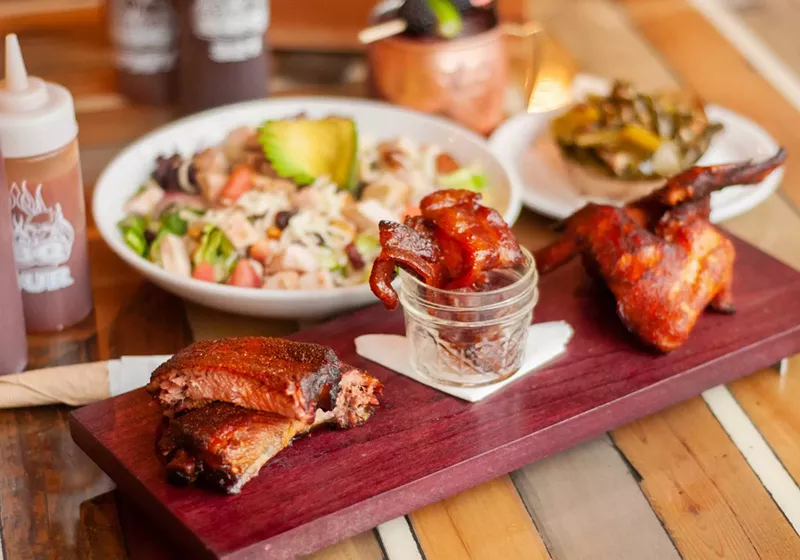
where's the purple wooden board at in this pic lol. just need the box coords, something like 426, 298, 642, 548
70, 237, 800, 559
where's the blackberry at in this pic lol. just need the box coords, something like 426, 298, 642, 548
400, 0, 463, 38
399, 0, 437, 36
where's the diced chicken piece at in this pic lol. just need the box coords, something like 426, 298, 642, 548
263, 270, 301, 290
123, 181, 164, 216
223, 126, 256, 163
268, 244, 318, 274
342, 198, 397, 232
197, 172, 228, 204
292, 186, 316, 211
329, 219, 357, 244
361, 178, 411, 211
160, 233, 192, 277
194, 148, 229, 203
249, 238, 280, 266
376, 138, 415, 171
298, 270, 335, 290
218, 212, 261, 252
251, 174, 297, 196
194, 147, 228, 174
377, 142, 406, 170
359, 155, 380, 183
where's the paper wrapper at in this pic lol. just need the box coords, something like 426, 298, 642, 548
355, 321, 573, 402
0, 355, 171, 409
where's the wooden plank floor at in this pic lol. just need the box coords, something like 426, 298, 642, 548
0, 0, 799, 559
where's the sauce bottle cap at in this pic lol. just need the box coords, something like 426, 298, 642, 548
0, 34, 78, 159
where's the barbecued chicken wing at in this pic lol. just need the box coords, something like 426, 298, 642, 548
535, 149, 786, 352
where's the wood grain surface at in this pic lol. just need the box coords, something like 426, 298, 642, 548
511, 436, 680, 560
409, 477, 550, 560
69, 237, 800, 559
729, 355, 800, 486
612, 396, 800, 559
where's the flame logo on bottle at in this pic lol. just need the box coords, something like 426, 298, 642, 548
10, 182, 76, 293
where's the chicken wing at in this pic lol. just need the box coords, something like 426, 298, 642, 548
535, 149, 786, 352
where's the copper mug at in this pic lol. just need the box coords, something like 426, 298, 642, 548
367, 6, 542, 134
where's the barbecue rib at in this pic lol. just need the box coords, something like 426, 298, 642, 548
157, 402, 312, 494
535, 149, 787, 352
147, 337, 342, 422
150, 338, 383, 494
156, 364, 382, 494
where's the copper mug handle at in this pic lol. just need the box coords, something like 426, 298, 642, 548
501, 21, 545, 112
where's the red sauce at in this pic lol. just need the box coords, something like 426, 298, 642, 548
6, 140, 92, 332
0, 152, 27, 373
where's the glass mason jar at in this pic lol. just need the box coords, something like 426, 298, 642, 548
399, 248, 538, 387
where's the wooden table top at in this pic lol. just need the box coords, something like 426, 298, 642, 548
2, 0, 800, 559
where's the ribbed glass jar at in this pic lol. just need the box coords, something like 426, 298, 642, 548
399, 248, 538, 387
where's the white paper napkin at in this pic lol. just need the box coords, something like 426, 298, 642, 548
109, 355, 172, 397
355, 321, 573, 402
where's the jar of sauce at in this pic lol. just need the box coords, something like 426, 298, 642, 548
108, 0, 178, 105
0, 34, 93, 332
0, 151, 27, 374
175, 0, 270, 113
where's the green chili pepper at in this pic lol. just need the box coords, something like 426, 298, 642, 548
118, 215, 149, 256
118, 215, 147, 234
438, 166, 488, 192
193, 225, 237, 282
160, 210, 188, 236
148, 230, 166, 263
123, 228, 147, 256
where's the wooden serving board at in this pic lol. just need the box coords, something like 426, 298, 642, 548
69, 236, 800, 560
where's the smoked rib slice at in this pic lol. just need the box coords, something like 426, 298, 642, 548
147, 337, 341, 423
156, 402, 311, 494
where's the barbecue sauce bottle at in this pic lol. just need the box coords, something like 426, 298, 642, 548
174, 0, 270, 113
0, 151, 27, 374
109, 0, 178, 105
0, 35, 93, 332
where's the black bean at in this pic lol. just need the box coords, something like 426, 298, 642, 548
345, 243, 365, 271
274, 210, 297, 230
353, 180, 367, 199
187, 162, 199, 191
152, 154, 183, 192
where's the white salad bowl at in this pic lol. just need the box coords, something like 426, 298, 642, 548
93, 97, 522, 320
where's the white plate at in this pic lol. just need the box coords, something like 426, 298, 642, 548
489, 74, 784, 223
94, 97, 522, 320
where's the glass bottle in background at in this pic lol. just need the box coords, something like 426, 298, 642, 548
0, 34, 93, 332
0, 151, 28, 374
109, 0, 179, 105
175, 0, 271, 113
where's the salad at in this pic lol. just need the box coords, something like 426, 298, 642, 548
119, 116, 491, 290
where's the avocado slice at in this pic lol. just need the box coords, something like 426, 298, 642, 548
258, 116, 358, 190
